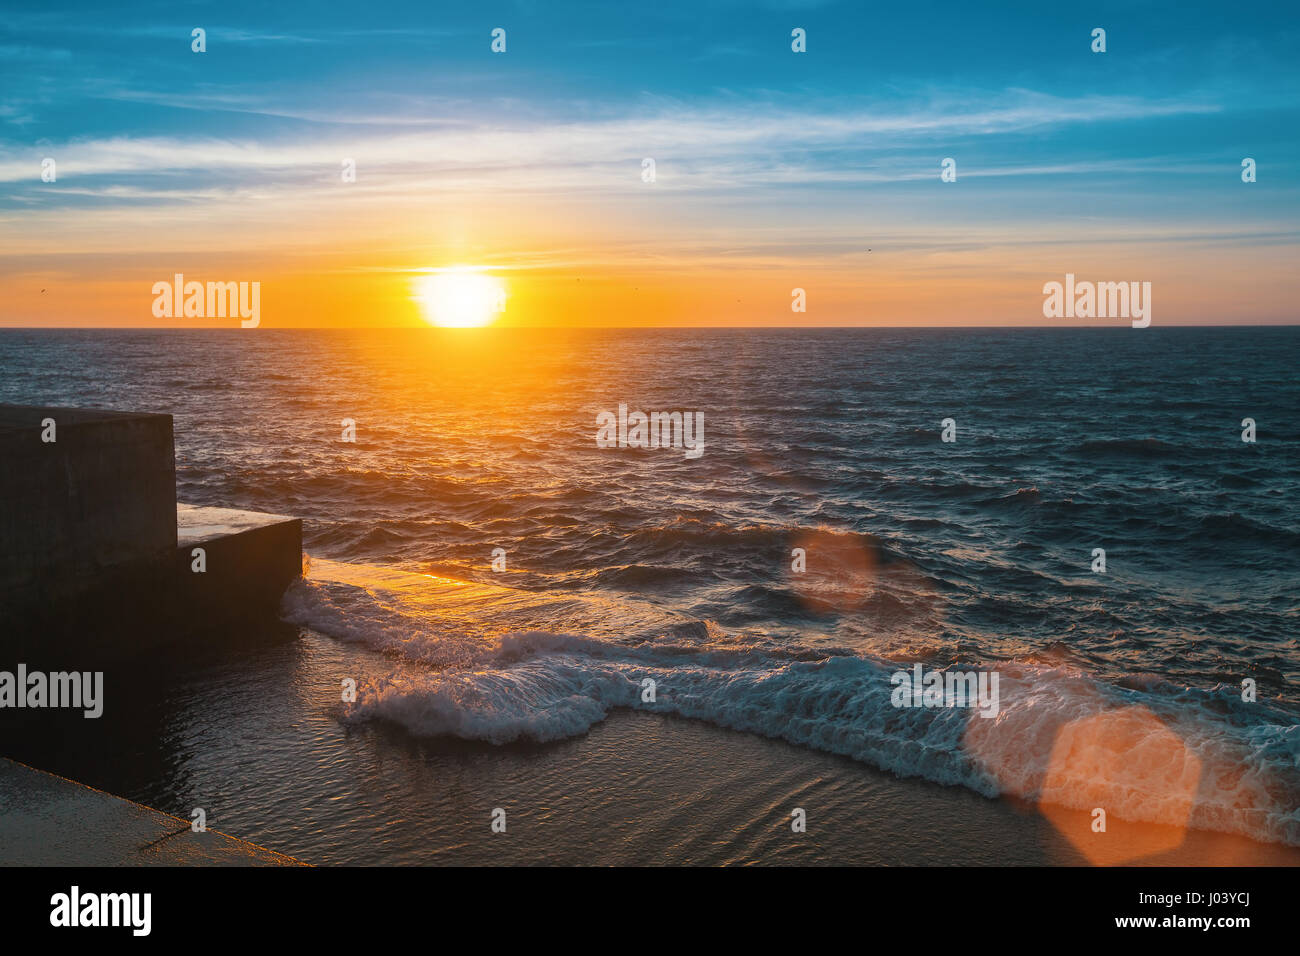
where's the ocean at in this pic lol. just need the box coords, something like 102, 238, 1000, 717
1, 326, 1297, 864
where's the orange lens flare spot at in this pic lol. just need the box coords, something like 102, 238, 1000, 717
787, 530, 878, 614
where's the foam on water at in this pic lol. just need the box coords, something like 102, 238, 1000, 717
284, 558, 1300, 848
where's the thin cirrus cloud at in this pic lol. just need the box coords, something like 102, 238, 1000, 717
0, 91, 1220, 190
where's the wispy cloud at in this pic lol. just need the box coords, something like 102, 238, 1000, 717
0, 90, 1221, 191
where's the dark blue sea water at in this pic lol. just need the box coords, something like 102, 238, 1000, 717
2, 326, 1297, 853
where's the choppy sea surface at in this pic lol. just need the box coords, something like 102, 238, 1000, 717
2, 326, 1297, 854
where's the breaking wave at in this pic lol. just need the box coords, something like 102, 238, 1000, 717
283, 558, 1300, 848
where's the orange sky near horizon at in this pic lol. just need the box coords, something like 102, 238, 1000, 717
5, 239, 1297, 328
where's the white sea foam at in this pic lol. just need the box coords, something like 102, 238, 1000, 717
282, 559, 1300, 847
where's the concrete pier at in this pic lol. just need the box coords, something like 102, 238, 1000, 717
0, 758, 301, 866
176, 503, 303, 623
0, 404, 303, 661
0, 407, 306, 866
0, 406, 176, 601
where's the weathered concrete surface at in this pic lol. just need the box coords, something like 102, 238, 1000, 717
175, 503, 303, 623
0, 406, 176, 598
0, 758, 303, 866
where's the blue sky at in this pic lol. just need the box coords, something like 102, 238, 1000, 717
3, 0, 1298, 325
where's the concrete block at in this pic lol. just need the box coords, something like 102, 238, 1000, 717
0, 405, 176, 598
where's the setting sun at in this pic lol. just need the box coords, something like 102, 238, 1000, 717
412, 269, 507, 328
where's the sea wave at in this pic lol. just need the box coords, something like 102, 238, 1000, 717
282, 558, 1300, 848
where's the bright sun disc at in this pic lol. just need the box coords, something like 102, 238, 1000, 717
413, 270, 506, 327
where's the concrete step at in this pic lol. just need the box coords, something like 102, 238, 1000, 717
0, 758, 302, 866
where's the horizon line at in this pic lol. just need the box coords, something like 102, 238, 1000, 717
0, 323, 1296, 331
